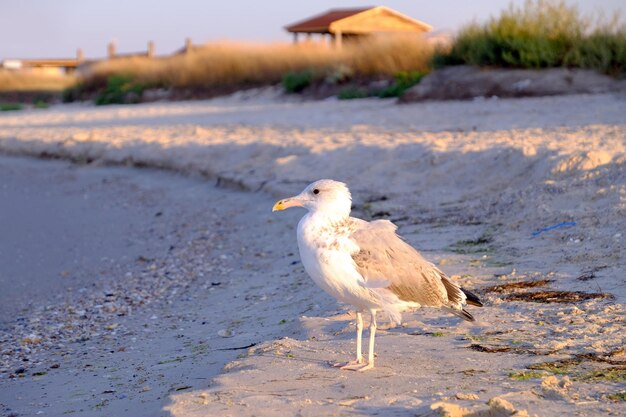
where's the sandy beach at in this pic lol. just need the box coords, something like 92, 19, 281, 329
0, 91, 624, 416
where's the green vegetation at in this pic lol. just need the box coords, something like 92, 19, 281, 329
526, 359, 625, 382
509, 370, 546, 380
156, 356, 186, 365
338, 87, 369, 100
378, 71, 426, 98
574, 31, 626, 75
449, 234, 494, 254
93, 399, 109, 410
189, 342, 208, 354
95, 75, 145, 105
580, 367, 626, 382
282, 70, 314, 93
33, 100, 49, 109
337, 70, 425, 100
431, 332, 446, 337
437, 0, 626, 76
607, 392, 626, 402
528, 360, 574, 375
0, 102, 23, 111
484, 259, 514, 268
62, 84, 82, 103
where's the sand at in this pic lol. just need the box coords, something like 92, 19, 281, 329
0, 90, 624, 416
0, 156, 182, 321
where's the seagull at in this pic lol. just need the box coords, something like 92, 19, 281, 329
273, 179, 483, 371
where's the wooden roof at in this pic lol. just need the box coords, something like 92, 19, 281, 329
285, 6, 432, 34
286, 7, 371, 33
21, 59, 79, 69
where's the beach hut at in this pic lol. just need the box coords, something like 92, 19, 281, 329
285, 6, 432, 48
1, 49, 84, 75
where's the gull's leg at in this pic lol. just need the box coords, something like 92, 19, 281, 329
355, 311, 363, 363
357, 309, 377, 371
333, 311, 365, 369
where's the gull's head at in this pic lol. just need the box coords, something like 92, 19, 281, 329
272, 179, 352, 218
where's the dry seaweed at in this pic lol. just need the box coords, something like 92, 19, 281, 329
528, 358, 579, 374
576, 349, 626, 365
483, 279, 553, 293
469, 344, 512, 353
468, 343, 557, 355
505, 291, 613, 303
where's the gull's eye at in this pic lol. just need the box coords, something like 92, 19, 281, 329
313, 188, 320, 195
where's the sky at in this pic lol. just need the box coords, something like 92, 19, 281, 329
0, 0, 624, 59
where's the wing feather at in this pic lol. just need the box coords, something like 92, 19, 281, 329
349, 218, 464, 308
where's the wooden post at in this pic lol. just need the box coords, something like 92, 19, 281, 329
185, 37, 193, 53
334, 30, 343, 49
147, 41, 155, 57
107, 41, 116, 59
76, 48, 84, 63
293, 32, 299, 44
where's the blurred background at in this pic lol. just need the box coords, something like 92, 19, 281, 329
1, 0, 624, 58
0, 0, 625, 106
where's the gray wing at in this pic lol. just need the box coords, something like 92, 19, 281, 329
349, 218, 466, 309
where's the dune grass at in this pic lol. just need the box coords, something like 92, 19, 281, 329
0, 69, 76, 92
436, 0, 626, 76
78, 36, 435, 94
82, 42, 336, 90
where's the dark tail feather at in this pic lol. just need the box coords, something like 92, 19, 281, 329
444, 307, 475, 322
461, 287, 483, 307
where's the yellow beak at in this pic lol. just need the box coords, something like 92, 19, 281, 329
272, 197, 303, 212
